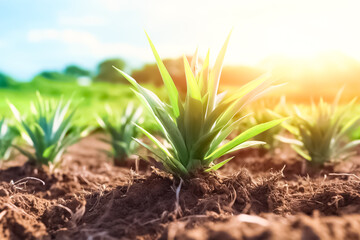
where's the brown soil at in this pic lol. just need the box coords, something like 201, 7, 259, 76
1, 134, 360, 240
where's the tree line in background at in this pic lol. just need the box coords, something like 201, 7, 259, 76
1, 52, 360, 102
0, 57, 263, 90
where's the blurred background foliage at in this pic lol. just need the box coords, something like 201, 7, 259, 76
1, 52, 360, 128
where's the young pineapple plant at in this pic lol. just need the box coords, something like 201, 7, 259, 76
278, 94, 360, 166
0, 118, 19, 162
97, 103, 143, 166
115, 32, 286, 178
244, 98, 287, 151
9, 93, 83, 169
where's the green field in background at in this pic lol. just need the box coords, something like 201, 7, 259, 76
0, 78, 166, 127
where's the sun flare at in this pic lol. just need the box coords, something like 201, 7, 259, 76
210, 0, 360, 67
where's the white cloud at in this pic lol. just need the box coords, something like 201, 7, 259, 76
58, 15, 108, 27
27, 29, 98, 45
26, 29, 153, 61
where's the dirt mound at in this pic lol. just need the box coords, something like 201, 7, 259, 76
270, 176, 360, 215
169, 213, 360, 240
54, 169, 280, 239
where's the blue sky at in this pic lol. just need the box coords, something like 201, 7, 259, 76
1, 0, 360, 80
